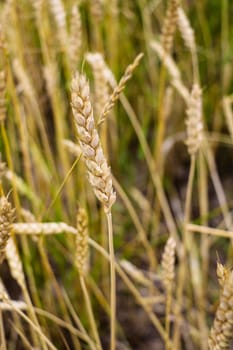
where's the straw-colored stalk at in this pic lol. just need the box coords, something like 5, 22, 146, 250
0, 196, 14, 264
161, 236, 176, 348
71, 73, 116, 350
76, 207, 102, 350
208, 270, 233, 349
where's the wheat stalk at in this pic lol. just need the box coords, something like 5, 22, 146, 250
71, 72, 116, 350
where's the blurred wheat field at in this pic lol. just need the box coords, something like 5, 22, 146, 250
0, 0, 233, 349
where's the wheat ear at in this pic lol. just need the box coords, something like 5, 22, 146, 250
76, 208, 89, 276
161, 0, 180, 54
208, 270, 233, 349
98, 53, 144, 125
71, 72, 116, 350
185, 83, 203, 156
161, 236, 176, 348
71, 73, 116, 212
69, 4, 82, 71
0, 196, 14, 263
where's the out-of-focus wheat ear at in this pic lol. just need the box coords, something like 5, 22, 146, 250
69, 4, 82, 71
90, 0, 104, 23
177, 7, 199, 82
98, 53, 144, 125
185, 84, 203, 156
0, 26, 7, 124
0, 71, 6, 123
208, 270, 233, 349
161, 0, 180, 54
161, 236, 176, 291
6, 237, 25, 288
177, 7, 196, 55
48, 0, 67, 48
71, 72, 116, 213
75, 207, 89, 276
0, 197, 14, 264
86, 53, 110, 119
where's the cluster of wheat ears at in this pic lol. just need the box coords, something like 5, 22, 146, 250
0, 0, 232, 349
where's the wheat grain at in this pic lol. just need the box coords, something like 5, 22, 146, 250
185, 83, 203, 155
75, 208, 89, 276
71, 73, 116, 213
208, 270, 233, 349
0, 197, 14, 263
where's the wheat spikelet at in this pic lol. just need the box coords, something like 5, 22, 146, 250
6, 237, 25, 287
75, 208, 89, 275
63, 139, 82, 158
161, 236, 176, 290
185, 83, 203, 155
0, 197, 14, 263
98, 53, 144, 125
161, 0, 180, 54
12, 222, 76, 235
69, 4, 82, 71
217, 262, 231, 289
208, 270, 233, 349
71, 73, 116, 213
177, 7, 196, 53
86, 53, 110, 118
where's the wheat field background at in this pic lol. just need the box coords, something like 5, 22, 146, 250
0, 0, 233, 349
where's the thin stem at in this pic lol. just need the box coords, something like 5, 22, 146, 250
107, 211, 116, 350
80, 275, 102, 350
